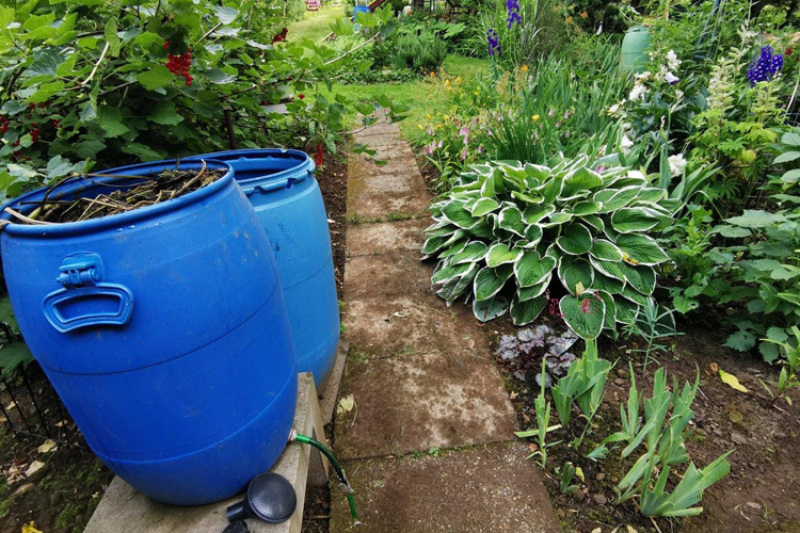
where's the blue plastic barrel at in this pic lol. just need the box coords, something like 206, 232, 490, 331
0, 160, 297, 505
353, 5, 369, 31
188, 149, 339, 387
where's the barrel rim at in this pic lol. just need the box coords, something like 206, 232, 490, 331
186, 148, 315, 189
0, 159, 234, 238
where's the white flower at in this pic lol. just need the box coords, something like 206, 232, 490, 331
621, 134, 634, 149
664, 71, 680, 85
627, 170, 645, 180
629, 84, 649, 102
635, 71, 652, 83
668, 154, 687, 176
665, 50, 681, 71
607, 99, 626, 116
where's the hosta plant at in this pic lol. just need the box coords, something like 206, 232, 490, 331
422, 156, 674, 339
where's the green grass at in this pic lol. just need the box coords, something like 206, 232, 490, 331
324, 55, 490, 142
287, 4, 346, 43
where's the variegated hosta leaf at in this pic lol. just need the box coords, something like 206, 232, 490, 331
614, 297, 640, 325
590, 256, 626, 282
590, 239, 624, 262
517, 274, 551, 301
510, 295, 547, 326
573, 200, 603, 215
442, 201, 474, 228
438, 264, 478, 305
515, 251, 556, 288
561, 167, 603, 199
616, 234, 670, 266
524, 163, 552, 182
541, 211, 573, 227
450, 241, 488, 265
581, 214, 605, 232
523, 204, 556, 224
432, 260, 474, 286
437, 237, 468, 258
473, 294, 509, 322
557, 223, 593, 255
511, 190, 544, 204
560, 291, 606, 340
621, 263, 656, 295
592, 272, 625, 294
498, 206, 525, 236
486, 243, 522, 268
470, 197, 500, 216
620, 284, 653, 307
611, 208, 661, 233
558, 256, 595, 295
474, 265, 513, 301
599, 185, 643, 212
522, 225, 543, 248
468, 220, 494, 239
596, 291, 617, 331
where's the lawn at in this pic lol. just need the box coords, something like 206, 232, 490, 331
324, 55, 490, 141
287, 4, 346, 43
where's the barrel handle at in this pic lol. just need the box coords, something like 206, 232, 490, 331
42, 284, 134, 333
242, 172, 310, 197
41, 251, 134, 333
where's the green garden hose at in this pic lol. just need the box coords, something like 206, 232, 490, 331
289, 430, 360, 525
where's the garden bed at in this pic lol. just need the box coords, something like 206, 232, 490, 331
489, 314, 800, 533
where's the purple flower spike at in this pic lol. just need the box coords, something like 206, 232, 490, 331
487, 29, 501, 57
748, 45, 784, 87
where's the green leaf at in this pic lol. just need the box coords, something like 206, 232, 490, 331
558, 256, 594, 295
590, 239, 624, 262
498, 207, 525, 235
556, 224, 593, 255
589, 256, 626, 281
120, 143, 163, 162
611, 208, 660, 233
136, 65, 174, 90
523, 225, 543, 247
473, 294, 509, 322
725, 330, 756, 352
0, 343, 34, 376
591, 273, 624, 294
781, 132, 800, 147
450, 241, 488, 265
474, 265, 513, 301
96, 106, 129, 138
616, 234, 669, 266
518, 276, 551, 301
486, 243, 522, 268
562, 167, 603, 198
622, 264, 656, 295
725, 210, 786, 228
441, 201, 475, 229
561, 292, 606, 340
615, 297, 640, 324
774, 151, 800, 164
573, 200, 602, 215
27, 81, 65, 104
510, 295, 546, 325
515, 251, 556, 288
523, 204, 555, 224
599, 186, 641, 211
470, 197, 499, 216
148, 101, 184, 125
105, 17, 121, 56
212, 5, 239, 23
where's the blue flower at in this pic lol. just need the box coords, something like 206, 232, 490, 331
747, 45, 784, 87
506, 0, 521, 28
487, 29, 501, 56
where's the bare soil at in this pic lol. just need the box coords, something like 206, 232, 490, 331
493, 312, 800, 533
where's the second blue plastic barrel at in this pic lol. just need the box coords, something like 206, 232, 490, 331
0, 161, 297, 505
189, 149, 339, 387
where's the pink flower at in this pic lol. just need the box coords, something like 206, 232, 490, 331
548, 108, 555, 117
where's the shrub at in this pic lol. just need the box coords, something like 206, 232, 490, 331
422, 155, 674, 340
391, 31, 448, 73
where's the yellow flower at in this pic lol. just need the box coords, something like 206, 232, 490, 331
417, 124, 423, 130
444, 79, 451, 86
566, 16, 573, 23
580, 10, 588, 18
532, 114, 540, 121
426, 114, 432, 120
521, 65, 528, 72
455, 77, 462, 84
474, 90, 480, 96
430, 71, 436, 77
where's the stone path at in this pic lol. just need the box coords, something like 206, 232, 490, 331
330, 118, 561, 532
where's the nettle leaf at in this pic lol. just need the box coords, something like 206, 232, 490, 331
781, 132, 800, 147
515, 251, 556, 288
590, 239, 624, 262
616, 234, 669, 266
486, 243, 522, 267
714, 225, 752, 238
774, 151, 800, 164
470, 197, 500, 216
557, 223, 593, 255
558, 256, 594, 295
450, 241, 488, 265
473, 294, 509, 322
560, 291, 606, 340
510, 295, 546, 325
611, 208, 660, 233
474, 265, 513, 301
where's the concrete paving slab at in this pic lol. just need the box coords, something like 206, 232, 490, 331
330, 443, 562, 533
341, 292, 489, 359
347, 169, 429, 219
347, 218, 429, 257
352, 132, 402, 148
344, 253, 432, 301
334, 353, 515, 459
